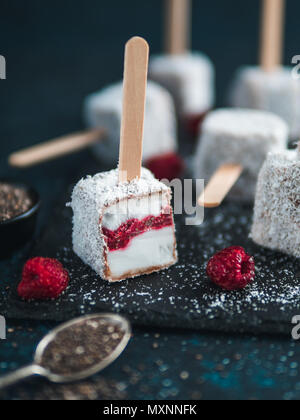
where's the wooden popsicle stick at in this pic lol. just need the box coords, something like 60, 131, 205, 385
198, 164, 243, 208
165, 0, 191, 55
8, 128, 105, 168
260, 0, 285, 72
118, 37, 149, 183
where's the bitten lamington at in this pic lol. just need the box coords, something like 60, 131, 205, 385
251, 146, 300, 258
70, 168, 177, 282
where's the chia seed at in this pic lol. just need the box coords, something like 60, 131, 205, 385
0, 182, 33, 222
40, 319, 125, 376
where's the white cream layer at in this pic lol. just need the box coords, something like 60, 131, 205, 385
107, 227, 176, 280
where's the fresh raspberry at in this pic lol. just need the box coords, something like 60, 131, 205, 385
206, 246, 255, 291
18, 257, 69, 300
145, 153, 185, 181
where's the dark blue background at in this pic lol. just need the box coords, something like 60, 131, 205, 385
1, 0, 300, 400
1, 0, 300, 156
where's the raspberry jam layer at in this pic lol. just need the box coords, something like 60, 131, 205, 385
145, 153, 184, 181
102, 210, 174, 252
185, 111, 208, 138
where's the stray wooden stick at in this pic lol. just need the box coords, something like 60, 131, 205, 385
119, 37, 149, 183
8, 128, 105, 168
198, 164, 243, 208
260, 0, 285, 72
165, 0, 191, 55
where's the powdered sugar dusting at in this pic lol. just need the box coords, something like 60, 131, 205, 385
2, 201, 299, 336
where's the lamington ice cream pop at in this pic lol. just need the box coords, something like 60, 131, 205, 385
84, 80, 178, 166
149, 0, 215, 136
9, 81, 181, 180
230, 68, 300, 141
195, 109, 288, 204
251, 144, 300, 258
230, 1, 300, 140
70, 37, 177, 282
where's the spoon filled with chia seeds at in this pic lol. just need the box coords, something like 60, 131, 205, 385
0, 314, 131, 391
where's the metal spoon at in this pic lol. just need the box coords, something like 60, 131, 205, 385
0, 313, 131, 391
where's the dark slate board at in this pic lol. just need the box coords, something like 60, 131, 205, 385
1, 188, 300, 336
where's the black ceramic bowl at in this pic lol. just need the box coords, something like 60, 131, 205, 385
0, 180, 40, 259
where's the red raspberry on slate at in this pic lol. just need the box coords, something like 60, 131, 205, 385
18, 257, 69, 300
206, 246, 255, 291
145, 152, 185, 181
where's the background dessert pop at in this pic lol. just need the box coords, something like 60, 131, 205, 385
149, 0, 215, 136
70, 37, 178, 282
251, 143, 300, 258
195, 108, 288, 206
230, 0, 300, 141
84, 81, 178, 169
9, 81, 179, 180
